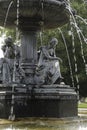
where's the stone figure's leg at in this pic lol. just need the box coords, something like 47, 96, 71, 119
2, 63, 11, 83
50, 61, 62, 84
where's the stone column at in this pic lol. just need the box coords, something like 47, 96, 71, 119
21, 31, 37, 68
18, 17, 41, 84
20, 30, 37, 84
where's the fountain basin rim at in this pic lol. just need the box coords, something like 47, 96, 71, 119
0, 0, 70, 29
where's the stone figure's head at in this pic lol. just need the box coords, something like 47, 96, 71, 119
49, 38, 58, 48
5, 36, 13, 47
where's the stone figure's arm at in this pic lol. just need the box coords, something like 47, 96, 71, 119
40, 46, 50, 59
49, 56, 62, 62
40, 47, 57, 60
52, 49, 62, 62
40, 46, 62, 62
57, 57, 62, 63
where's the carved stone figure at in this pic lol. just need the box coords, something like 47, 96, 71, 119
34, 38, 63, 85
0, 37, 21, 83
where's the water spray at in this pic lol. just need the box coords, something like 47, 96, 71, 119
58, 28, 75, 88
4, 0, 14, 28
68, 0, 87, 78
70, 20, 80, 99
40, 0, 45, 46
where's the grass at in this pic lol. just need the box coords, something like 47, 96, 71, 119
78, 102, 87, 108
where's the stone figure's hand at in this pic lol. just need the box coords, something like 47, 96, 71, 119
57, 57, 62, 63
60, 58, 63, 63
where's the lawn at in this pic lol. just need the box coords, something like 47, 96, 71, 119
78, 102, 87, 108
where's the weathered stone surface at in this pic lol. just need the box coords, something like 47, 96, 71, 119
0, 84, 77, 118
0, 0, 70, 29
0, 0, 78, 120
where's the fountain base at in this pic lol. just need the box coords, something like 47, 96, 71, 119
0, 84, 77, 119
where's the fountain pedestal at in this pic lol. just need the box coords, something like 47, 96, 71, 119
0, 0, 78, 119
0, 84, 77, 119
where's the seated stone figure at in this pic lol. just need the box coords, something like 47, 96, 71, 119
0, 36, 21, 83
34, 38, 63, 85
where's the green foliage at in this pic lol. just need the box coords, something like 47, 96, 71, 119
78, 102, 87, 108
0, 27, 17, 43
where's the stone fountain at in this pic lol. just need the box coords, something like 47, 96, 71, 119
0, 0, 77, 120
